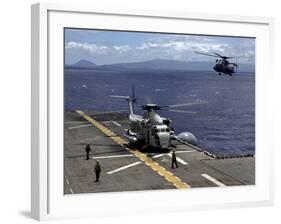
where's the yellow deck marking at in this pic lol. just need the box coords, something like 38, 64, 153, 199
76, 110, 190, 189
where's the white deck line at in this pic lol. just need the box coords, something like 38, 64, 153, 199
103, 121, 122, 127
92, 154, 134, 159
111, 121, 121, 127
146, 150, 195, 157
68, 124, 93, 129
168, 153, 189, 165
98, 151, 192, 162
106, 154, 166, 174
65, 178, 70, 185
201, 174, 226, 187
104, 150, 194, 175
175, 150, 197, 153
151, 154, 165, 158
107, 161, 142, 174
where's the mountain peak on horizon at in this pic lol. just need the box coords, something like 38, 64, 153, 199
73, 59, 97, 67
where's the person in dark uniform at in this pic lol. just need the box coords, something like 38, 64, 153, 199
85, 144, 91, 160
94, 160, 101, 182
171, 150, 178, 169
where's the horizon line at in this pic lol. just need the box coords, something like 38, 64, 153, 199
65, 58, 255, 66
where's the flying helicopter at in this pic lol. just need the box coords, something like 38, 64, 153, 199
111, 87, 198, 150
194, 51, 238, 76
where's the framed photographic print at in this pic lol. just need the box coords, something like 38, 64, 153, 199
31, 2, 274, 221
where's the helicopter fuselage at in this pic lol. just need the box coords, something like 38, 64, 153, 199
111, 94, 198, 150
213, 62, 236, 75
194, 51, 238, 76
126, 110, 172, 149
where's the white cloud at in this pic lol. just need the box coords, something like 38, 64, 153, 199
66, 41, 109, 54
65, 35, 255, 64
131, 36, 230, 62
113, 45, 131, 52
66, 42, 133, 55
134, 35, 228, 59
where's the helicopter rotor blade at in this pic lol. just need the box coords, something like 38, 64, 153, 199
194, 51, 219, 58
168, 109, 197, 114
154, 107, 197, 114
140, 105, 164, 110
213, 52, 224, 58
213, 52, 234, 59
168, 100, 206, 108
132, 84, 135, 99
110, 95, 131, 99
131, 84, 137, 109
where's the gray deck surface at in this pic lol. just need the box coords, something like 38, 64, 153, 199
64, 110, 255, 195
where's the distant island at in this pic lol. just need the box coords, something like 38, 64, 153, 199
72, 59, 97, 67
65, 59, 255, 73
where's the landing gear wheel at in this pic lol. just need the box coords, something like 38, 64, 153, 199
229, 73, 232, 76
218, 73, 222, 75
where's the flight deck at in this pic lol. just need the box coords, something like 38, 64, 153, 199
64, 110, 255, 194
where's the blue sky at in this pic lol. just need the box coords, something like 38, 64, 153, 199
65, 28, 255, 65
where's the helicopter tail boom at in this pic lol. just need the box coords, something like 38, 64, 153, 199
110, 95, 135, 115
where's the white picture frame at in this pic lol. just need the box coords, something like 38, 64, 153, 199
31, 2, 274, 221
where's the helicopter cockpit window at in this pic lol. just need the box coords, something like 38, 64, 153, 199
153, 126, 170, 133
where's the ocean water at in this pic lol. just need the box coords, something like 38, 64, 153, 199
65, 68, 255, 156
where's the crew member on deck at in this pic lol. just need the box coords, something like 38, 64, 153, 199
85, 144, 91, 160
171, 150, 178, 169
94, 160, 101, 182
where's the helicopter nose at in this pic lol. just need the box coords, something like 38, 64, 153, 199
157, 133, 170, 148
213, 65, 219, 72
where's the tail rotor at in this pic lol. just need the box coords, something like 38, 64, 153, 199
110, 84, 137, 115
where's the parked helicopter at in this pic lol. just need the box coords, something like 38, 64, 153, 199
194, 51, 238, 76
111, 88, 198, 150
